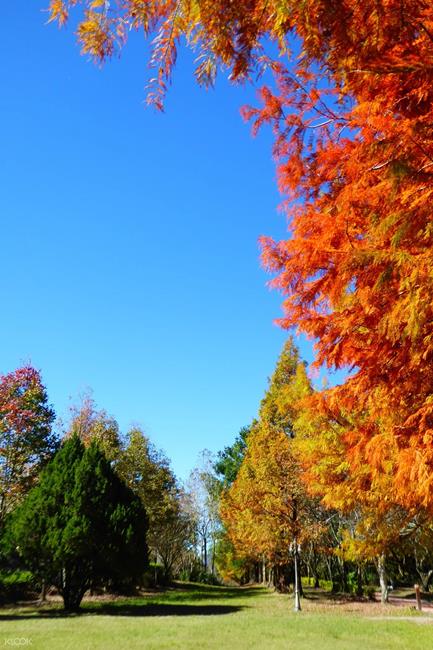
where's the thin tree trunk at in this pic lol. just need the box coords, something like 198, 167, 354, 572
293, 537, 301, 611
356, 564, 363, 597
211, 537, 215, 575
414, 550, 433, 592
268, 566, 274, 589
339, 558, 348, 593
39, 580, 47, 603
377, 554, 389, 604
417, 570, 433, 592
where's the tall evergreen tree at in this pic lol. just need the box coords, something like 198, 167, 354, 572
5, 435, 148, 611
214, 426, 250, 488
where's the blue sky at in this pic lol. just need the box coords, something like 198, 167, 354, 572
1, 3, 342, 479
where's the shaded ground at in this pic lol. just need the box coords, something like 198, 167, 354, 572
0, 583, 260, 620
0, 602, 243, 620
3, 583, 433, 618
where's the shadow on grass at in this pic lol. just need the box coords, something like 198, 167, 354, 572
0, 601, 245, 620
0, 583, 267, 620
160, 583, 267, 602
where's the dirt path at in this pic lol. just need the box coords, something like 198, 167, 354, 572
386, 594, 433, 611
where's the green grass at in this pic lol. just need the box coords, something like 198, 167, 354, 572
1, 583, 432, 649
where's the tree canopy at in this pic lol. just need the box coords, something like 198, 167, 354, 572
0, 366, 56, 526
65, 392, 122, 462
47, 0, 433, 508
214, 426, 250, 488
220, 339, 323, 599
116, 426, 190, 578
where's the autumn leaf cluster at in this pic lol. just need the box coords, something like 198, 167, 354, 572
48, 2, 433, 507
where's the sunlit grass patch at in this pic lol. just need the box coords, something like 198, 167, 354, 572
1, 583, 432, 650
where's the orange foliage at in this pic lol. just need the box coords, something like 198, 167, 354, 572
221, 423, 302, 564
221, 423, 329, 567
49, 1, 433, 505
293, 401, 414, 562
220, 339, 326, 564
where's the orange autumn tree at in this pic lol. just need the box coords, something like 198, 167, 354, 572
49, 2, 433, 506
221, 422, 304, 581
293, 399, 416, 603
221, 339, 325, 604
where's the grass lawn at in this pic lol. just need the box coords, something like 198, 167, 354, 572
1, 583, 432, 649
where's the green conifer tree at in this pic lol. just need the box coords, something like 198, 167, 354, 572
5, 435, 148, 610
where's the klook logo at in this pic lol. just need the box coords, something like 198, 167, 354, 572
4, 639, 32, 646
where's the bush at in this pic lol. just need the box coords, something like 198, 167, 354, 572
0, 569, 37, 603
196, 570, 220, 586
364, 586, 376, 601
178, 567, 220, 585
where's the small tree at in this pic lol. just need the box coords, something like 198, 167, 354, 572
0, 366, 57, 526
116, 427, 189, 579
5, 436, 148, 611
186, 451, 222, 575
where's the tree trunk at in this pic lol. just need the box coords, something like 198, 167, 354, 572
299, 571, 304, 597
293, 537, 301, 611
356, 564, 363, 597
63, 588, 85, 612
414, 550, 433, 592
308, 545, 320, 589
59, 565, 87, 612
377, 554, 389, 604
39, 580, 47, 603
268, 566, 275, 589
417, 570, 433, 593
339, 558, 348, 593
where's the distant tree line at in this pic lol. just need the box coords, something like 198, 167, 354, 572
210, 339, 433, 608
2, 344, 433, 612
0, 371, 216, 610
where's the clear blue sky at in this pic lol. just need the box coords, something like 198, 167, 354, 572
1, 3, 343, 479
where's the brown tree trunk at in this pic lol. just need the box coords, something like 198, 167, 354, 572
356, 564, 363, 597
39, 580, 47, 603
268, 565, 275, 589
